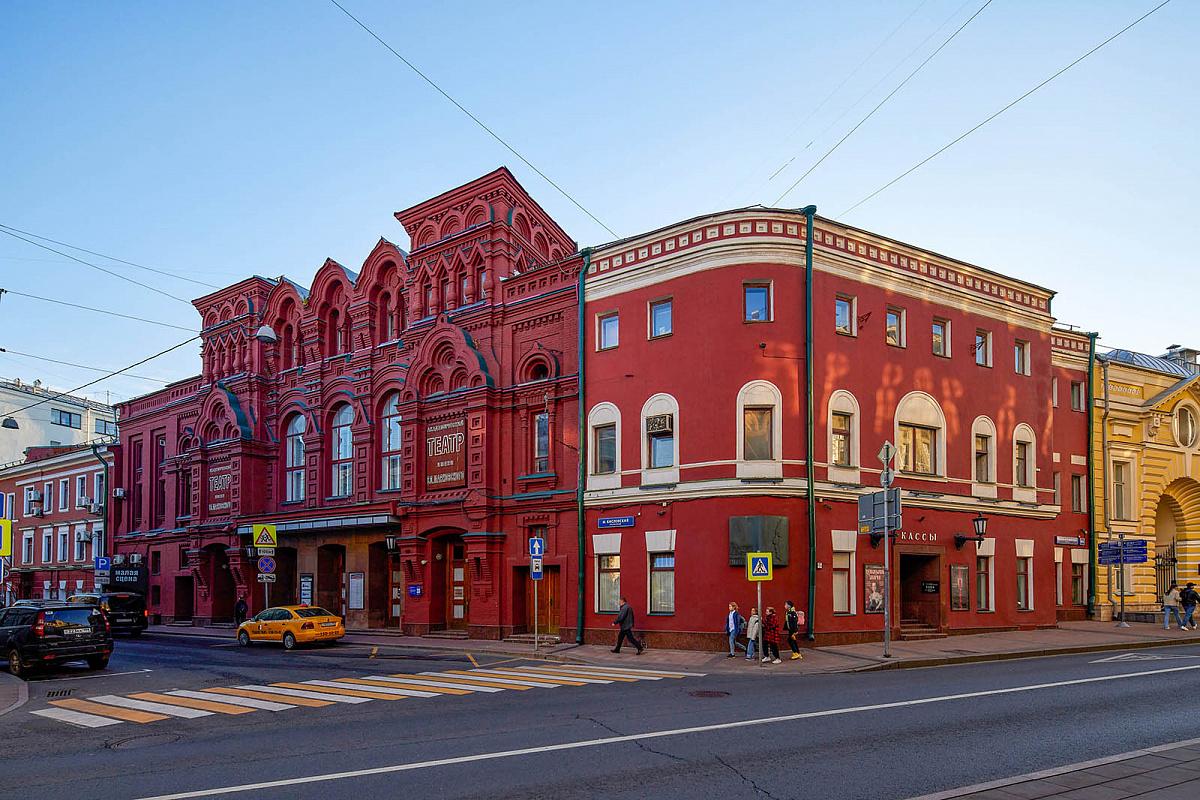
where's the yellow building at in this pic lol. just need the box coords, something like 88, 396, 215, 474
1094, 346, 1200, 621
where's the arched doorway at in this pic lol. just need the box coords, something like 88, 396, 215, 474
317, 544, 346, 617
204, 544, 235, 622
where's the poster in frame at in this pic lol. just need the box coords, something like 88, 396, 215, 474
863, 563, 885, 613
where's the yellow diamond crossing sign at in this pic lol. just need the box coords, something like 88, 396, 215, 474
253, 524, 278, 547
747, 551, 772, 582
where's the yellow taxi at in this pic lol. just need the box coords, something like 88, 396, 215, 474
236, 605, 345, 650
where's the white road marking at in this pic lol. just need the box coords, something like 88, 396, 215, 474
362, 675, 504, 693
128, 662, 1200, 800
527, 666, 663, 680
1091, 652, 1200, 663
420, 671, 559, 688
550, 665, 705, 677
473, 669, 613, 684
87, 695, 213, 719
167, 690, 294, 711
301, 680, 436, 698
30, 707, 124, 728
234, 685, 371, 704
36, 668, 153, 682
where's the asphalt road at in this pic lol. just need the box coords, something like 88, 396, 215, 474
6, 634, 1200, 800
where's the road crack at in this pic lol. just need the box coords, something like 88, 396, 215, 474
575, 714, 687, 764
714, 754, 785, 799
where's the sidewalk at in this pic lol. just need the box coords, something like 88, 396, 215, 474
146, 618, 1200, 676
0, 671, 28, 716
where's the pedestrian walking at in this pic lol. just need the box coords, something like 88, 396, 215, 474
1163, 583, 1184, 629
1180, 583, 1200, 630
234, 594, 249, 626
761, 606, 781, 663
784, 600, 803, 660
745, 607, 761, 661
724, 602, 743, 658
611, 596, 643, 654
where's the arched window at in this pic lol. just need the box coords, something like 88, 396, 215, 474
894, 392, 947, 477
827, 390, 861, 482
737, 381, 783, 479
284, 414, 306, 502
588, 402, 622, 491
640, 393, 679, 485
328, 309, 341, 357
1175, 403, 1198, 448
331, 404, 354, 497
281, 324, 295, 371
1012, 423, 1037, 502
971, 416, 998, 498
379, 293, 394, 343
381, 392, 402, 490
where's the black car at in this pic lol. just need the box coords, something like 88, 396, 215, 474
67, 592, 148, 636
1, 602, 114, 678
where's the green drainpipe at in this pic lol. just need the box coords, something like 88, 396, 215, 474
575, 248, 591, 645
801, 205, 817, 641
1086, 331, 1098, 617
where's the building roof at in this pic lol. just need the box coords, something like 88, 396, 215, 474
0, 377, 116, 413
1099, 349, 1198, 378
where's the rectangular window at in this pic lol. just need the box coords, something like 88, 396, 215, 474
1112, 461, 1129, 520
1052, 377, 1059, 408
649, 553, 675, 613
594, 424, 616, 474
533, 412, 550, 474
1071, 381, 1085, 411
150, 585, 161, 606
1071, 562, 1085, 604
95, 474, 105, 507
977, 556, 992, 611
50, 409, 82, 428
179, 545, 189, 570
975, 435, 990, 483
58, 531, 68, 563
177, 469, 192, 518
832, 413, 852, 467
95, 419, 117, 436
76, 476, 87, 507
1071, 474, 1085, 513
744, 283, 771, 322
1015, 340, 1030, 375
932, 319, 950, 357
975, 329, 992, 366
649, 299, 672, 338
886, 307, 905, 347
598, 312, 619, 350
22, 533, 34, 565
1016, 557, 1031, 610
743, 407, 773, 461
597, 555, 620, 613
42, 532, 52, 564
44, 482, 53, 514
59, 479, 69, 511
647, 415, 674, 469
1053, 471, 1061, 505
1015, 442, 1030, 487
24, 487, 34, 516
898, 423, 936, 475
832, 552, 851, 614
1056, 557, 1064, 606
835, 296, 855, 336
151, 550, 162, 575
74, 530, 87, 562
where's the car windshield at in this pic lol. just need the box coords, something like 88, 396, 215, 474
43, 609, 101, 628
104, 594, 144, 612
294, 608, 336, 618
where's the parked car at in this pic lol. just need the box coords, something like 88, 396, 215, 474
236, 606, 344, 650
67, 592, 148, 637
2, 602, 114, 678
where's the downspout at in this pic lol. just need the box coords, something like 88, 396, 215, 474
575, 248, 591, 645
1085, 332, 1098, 617
1101, 358, 1113, 607
801, 206, 817, 641
91, 443, 110, 588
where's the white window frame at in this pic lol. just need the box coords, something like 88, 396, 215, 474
59, 478, 70, 512
94, 473, 105, 507
828, 389, 861, 483
587, 402, 622, 491
1051, 377, 1059, 408
1111, 459, 1132, 521
597, 311, 619, 351
330, 404, 354, 498
932, 318, 951, 358
1071, 381, 1085, 411
831, 530, 857, 615
835, 295, 857, 337
1175, 402, 1199, 448
380, 393, 403, 491
894, 392, 947, 478
975, 329, 992, 367
1071, 473, 1085, 513
1015, 538, 1035, 610
24, 486, 34, 516
736, 381, 783, 479
6, 493, 13, 520
592, 533, 622, 614
76, 476, 87, 507
648, 297, 673, 339
1054, 547, 1064, 606
1015, 339, 1031, 376
57, 528, 69, 563
1012, 423, 1037, 503
976, 537, 996, 612
885, 306, 906, 348
640, 393, 680, 485
645, 529, 676, 615
971, 416, 998, 498
74, 526, 88, 562
743, 281, 773, 323
1071, 548, 1089, 605
44, 482, 53, 514
22, 532, 34, 565
41, 530, 52, 564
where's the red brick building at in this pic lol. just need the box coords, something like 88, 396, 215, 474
113, 168, 582, 637
580, 209, 1092, 648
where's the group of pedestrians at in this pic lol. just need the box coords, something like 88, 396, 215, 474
1163, 582, 1200, 630
724, 600, 803, 664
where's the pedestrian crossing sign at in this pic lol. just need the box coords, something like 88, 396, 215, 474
747, 552, 772, 582
0, 519, 11, 558
253, 524, 278, 547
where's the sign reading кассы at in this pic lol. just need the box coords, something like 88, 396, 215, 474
426, 418, 466, 489
207, 461, 234, 516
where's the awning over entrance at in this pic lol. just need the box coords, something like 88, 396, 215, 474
236, 514, 402, 536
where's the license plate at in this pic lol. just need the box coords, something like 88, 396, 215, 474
63, 627, 90, 636
320, 622, 337, 628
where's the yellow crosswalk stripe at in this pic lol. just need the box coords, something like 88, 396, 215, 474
340, 677, 470, 696
414, 674, 531, 690
129, 692, 254, 715
458, 669, 587, 686
270, 682, 401, 700
205, 687, 333, 707
50, 698, 167, 723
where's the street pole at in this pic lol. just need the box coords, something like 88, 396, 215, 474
757, 581, 762, 669
1117, 533, 1129, 628
534, 578, 539, 653
883, 487, 892, 659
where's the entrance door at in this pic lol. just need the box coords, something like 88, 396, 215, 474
899, 554, 941, 628
317, 545, 346, 616
387, 553, 404, 628
526, 566, 559, 636
447, 542, 469, 631
174, 576, 195, 622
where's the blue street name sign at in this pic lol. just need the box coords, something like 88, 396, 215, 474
598, 516, 635, 529
529, 538, 545, 557
408, 585, 422, 597
531, 556, 543, 581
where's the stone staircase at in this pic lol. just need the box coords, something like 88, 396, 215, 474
425, 629, 469, 640
503, 633, 561, 646
898, 619, 947, 641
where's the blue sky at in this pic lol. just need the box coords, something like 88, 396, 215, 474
0, 1, 1194, 406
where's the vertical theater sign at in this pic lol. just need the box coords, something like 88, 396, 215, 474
426, 419, 465, 489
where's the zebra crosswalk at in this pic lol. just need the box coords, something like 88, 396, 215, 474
28, 663, 705, 729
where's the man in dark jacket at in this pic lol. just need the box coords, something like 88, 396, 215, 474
1181, 583, 1200, 630
611, 596, 643, 654
234, 595, 249, 626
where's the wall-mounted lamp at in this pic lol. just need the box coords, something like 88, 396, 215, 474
1, 417, 18, 430
955, 512, 988, 550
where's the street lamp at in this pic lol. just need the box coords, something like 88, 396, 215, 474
254, 325, 279, 344
955, 512, 988, 549
1, 417, 17, 429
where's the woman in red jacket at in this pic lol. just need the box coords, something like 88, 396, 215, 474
761, 607, 781, 664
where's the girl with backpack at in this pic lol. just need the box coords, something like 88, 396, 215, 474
761, 607, 781, 663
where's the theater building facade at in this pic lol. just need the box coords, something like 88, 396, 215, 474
113, 168, 582, 637
580, 209, 1092, 648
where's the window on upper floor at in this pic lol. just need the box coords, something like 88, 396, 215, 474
832, 412, 852, 467
932, 318, 950, 357
898, 424, 937, 475
1071, 474, 1085, 512
1015, 441, 1031, 487
647, 415, 674, 469
533, 412, 550, 474
1175, 405, 1197, 448
177, 468, 192, 518
1015, 340, 1031, 376
1052, 377, 1059, 408
380, 394, 403, 490
649, 298, 672, 338
744, 283, 771, 323
51, 409, 81, 429
42, 531, 52, 563
975, 329, 992, 367
1112, 461, 1131, 521
1071, 381, 1085, 411
76, 476, 87, 507
886, 307, 905, 347
1012, 425, 1037, 498
594, 424, 616, 474
331, 405, 354, 498
59, 479, 69, 511
588, 403, 622, 489
598, 312, 619, 350
975, 434, 991, 483
284, 413, 307, 501
835, 295, 856, 336
95, 419, 117, 436
743, 407, 773, 461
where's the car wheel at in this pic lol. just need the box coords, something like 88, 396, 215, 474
282, 632, 297, 651
7, 649, 26, 679
237, 630, 251, 647
86, 656, 109, 670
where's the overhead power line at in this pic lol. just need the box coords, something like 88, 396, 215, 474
329, 0, 619, 240
773, 0, 994, 206
4, 335, 201, 417
0, 223, 219, 290
0, 288, 197, 332
839, 0, 1174, 216
0, 347, 170, 384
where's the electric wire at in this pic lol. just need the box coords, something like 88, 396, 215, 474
328, 0, 618, 240
0, 347, 170, 384
0, 289, 196, 332
839, 0, 1174, 217
0, 223, 219, 290
773, 0, 994, 206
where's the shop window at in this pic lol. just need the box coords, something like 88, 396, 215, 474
743, 283, 771, 322
975, 329, 992, 367
285, 414, 306, 501
932, 318, 950, 357
832, 552, 851, 614
330, 405, 354, 497
649, 553, 675, 614
1016, 557, 1031, 610
381, 393, 402, 490
835, 295, 856, 336
1071, 474, 1085, 513
594, 424, 616, 474
886, 307, 905, 347
977, 556, 992, 611
533, 412, 550, 474
649, 298, 673, 338
898, 424, 936, 475
598, 312, 619, 350
597, 555, 620, 613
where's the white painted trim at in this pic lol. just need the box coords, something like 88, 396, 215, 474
827, 389, 860, 482
736, 380, 783, 479
586, 402, 622, 491
644, 529, 675, 552
894, 391, 947, 477
1012, 423, 1037, 503
640, 393, 679, 485
970, 415, 998, 494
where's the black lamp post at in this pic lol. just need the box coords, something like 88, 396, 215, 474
955, 512, 988, 550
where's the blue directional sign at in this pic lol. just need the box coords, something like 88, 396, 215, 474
531, 556, 544, 581
257, 555, 276, 574
529, 538, 545, 557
